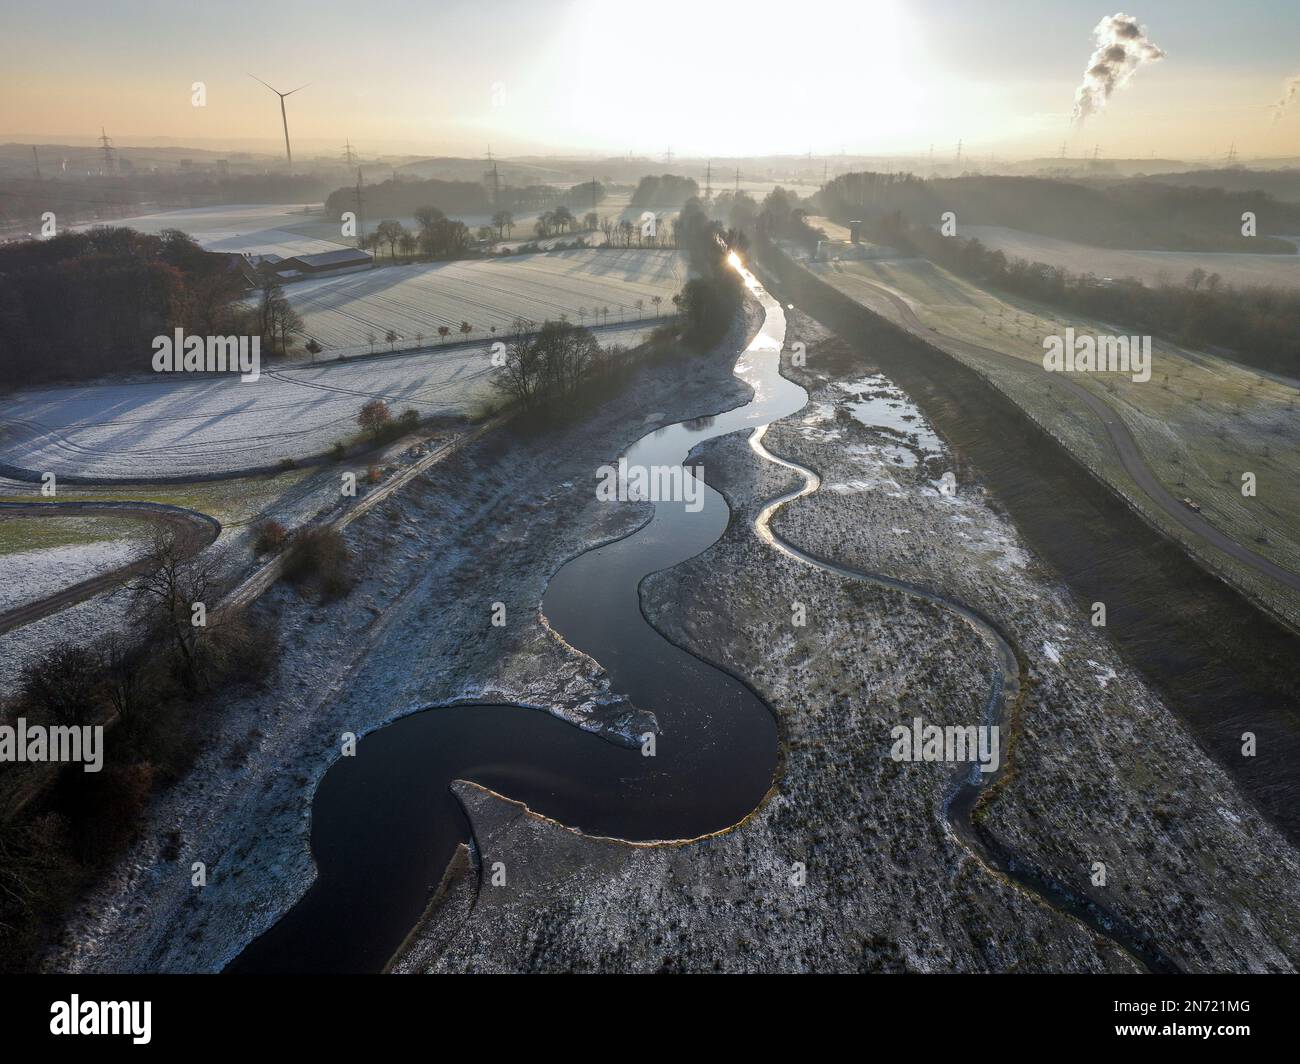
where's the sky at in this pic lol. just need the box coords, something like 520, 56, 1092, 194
2, 0, 1299, 160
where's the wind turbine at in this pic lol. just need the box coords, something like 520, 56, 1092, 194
249, 74, 309, 166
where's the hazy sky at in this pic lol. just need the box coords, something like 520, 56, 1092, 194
2, 0, 1299, 159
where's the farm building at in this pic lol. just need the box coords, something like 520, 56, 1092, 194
270, 247, 374, 282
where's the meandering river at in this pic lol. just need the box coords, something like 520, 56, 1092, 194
229, 259, 1175, 974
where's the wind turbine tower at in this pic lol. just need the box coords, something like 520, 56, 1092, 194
250, 74, 308, 166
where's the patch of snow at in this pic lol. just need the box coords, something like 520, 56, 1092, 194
0, 539, 146, 613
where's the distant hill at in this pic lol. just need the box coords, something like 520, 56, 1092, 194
1004, 157, 1189, 178
815, 172, 1300, 253
1131, 168, 1300, 204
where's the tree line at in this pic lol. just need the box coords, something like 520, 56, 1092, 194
324, 176, 610, 226
815, 171, 1300, 254
630, 174, 700, 208
863, 209, 1300, 379
0, 527, 277, 971
669, 197, 746, 352
365, 206, 473, 261
0, 227, 257, 388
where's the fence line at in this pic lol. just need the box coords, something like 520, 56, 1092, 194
299, 312, 681, 365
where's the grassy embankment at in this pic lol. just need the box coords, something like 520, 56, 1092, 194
808, 255, 1300, 628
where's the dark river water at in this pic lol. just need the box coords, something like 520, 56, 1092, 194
228, 264, 808, 973
228, 260, 1182, 974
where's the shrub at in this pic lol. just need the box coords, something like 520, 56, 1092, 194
252, 519, 287, 554
357, 399, 392, 436
19, 644, 105, 727
283, 527, 352, 602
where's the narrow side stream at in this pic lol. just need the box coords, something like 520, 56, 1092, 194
229, 261, 1174, 974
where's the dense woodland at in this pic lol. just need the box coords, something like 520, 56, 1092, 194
672, 197, 745, 351
0, 173, 336, 234
322, 176, 608, 222
630, 174, 700, 208
0, 228, 265, 388
323, 176, 490, 219
815, 171, 1300, 253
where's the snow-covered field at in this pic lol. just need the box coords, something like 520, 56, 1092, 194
75, 204, 350, 259
0, 347, 497, 480
0, 249, 685, 480
965, 225, 1300, 291
288, 248, 686, 350
0, 538, 146, 614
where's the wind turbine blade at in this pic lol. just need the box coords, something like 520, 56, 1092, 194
283, 83, 311, 97
248, 73, 281, 94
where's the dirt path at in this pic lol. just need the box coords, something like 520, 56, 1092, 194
0, 501, 221, 635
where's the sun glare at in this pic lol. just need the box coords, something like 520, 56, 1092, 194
553, 0, 924, 155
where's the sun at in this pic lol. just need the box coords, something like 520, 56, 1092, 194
542, 0, 926, 155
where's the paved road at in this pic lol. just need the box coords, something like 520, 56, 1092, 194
847, 274, 1300, 597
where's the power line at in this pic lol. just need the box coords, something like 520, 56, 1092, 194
484, 146, 500, 206
98, 127, 116, 175
353, 167, 364, 246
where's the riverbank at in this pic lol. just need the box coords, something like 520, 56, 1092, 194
759, 246, 1300, 847
390, 307, 1300, 972
44, 301, 762, 973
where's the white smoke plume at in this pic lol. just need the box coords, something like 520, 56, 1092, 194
1273, 76, 1300, 123
1071, 13, 1166, 123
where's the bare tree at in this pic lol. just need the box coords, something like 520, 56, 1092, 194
20, 644, 103, 727
126, 526, 219, 690
96, 631, 147, 723
375, 219, 406, 259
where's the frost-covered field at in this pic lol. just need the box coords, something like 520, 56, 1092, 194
0, 538, 146, 613
75, 204, 350, 259
807, 254, 1300, 623
288, 248, 686, 349
0, 347, 498, 479
965, 225, 1300, 291
0, 249, 684, 480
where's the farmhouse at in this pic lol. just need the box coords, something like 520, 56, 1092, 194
270, 248, 374, 282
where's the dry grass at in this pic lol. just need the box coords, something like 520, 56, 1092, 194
810, 256, 1300, 624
